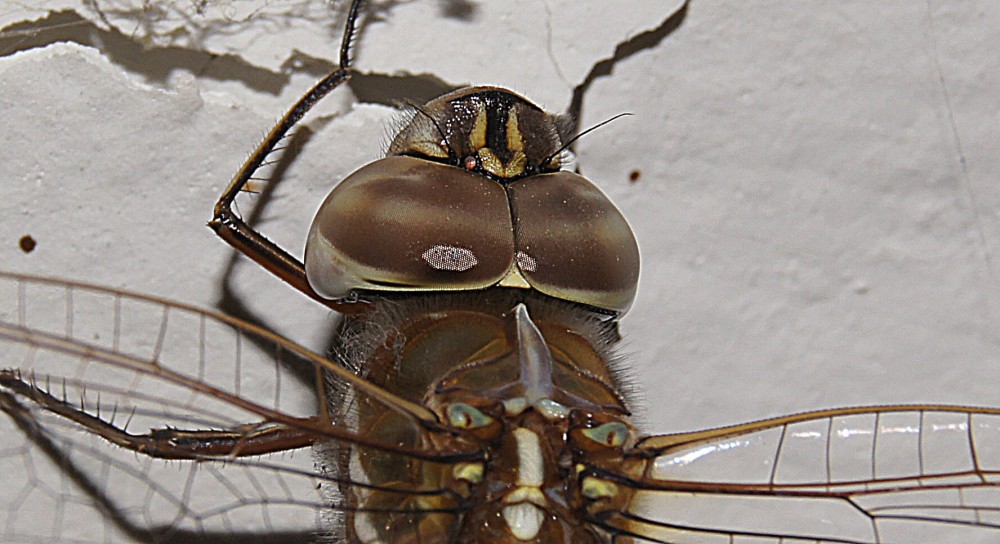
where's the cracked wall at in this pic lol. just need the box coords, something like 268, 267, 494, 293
0, 1, 998, 541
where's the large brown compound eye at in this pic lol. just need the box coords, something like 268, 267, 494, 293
508, 171, 640, 313
304, 156, 516, 299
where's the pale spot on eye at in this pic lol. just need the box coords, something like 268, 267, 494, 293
422, 245, 478, 271
515, 251, 537, 272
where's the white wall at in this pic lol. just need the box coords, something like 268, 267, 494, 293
0, 1, 997, 541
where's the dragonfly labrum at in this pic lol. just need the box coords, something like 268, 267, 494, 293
1, 1, 998, 543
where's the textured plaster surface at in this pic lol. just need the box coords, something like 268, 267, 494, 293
0, 0, 998, 541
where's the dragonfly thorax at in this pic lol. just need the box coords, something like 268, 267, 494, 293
321, 292, 642, 542
443, 404, 643, 543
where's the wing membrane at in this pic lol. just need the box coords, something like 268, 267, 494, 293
5, 272, 999, 542
0, 272, 469, 543
602, 407, 1000, 543
1, 395, 324, 543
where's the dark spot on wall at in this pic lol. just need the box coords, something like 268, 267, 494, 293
18, 235, 36, 253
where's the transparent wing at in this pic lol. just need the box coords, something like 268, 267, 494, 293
0, 402, 324, 543
594, 407, 1000, 543
0, 272, 463, 543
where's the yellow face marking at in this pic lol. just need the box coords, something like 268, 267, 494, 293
478, 147, 527, 179
506, 109, 524, 152
504, 151, 527, 177
470, 105, 488, 150
469, 103, 527, 178
477, 148, 503, 177
407, 140, 449, 159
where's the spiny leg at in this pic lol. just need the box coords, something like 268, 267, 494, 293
0, 371, 317, 460
209, 0, 366, 314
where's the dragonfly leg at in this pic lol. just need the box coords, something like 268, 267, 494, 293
1, 372, 317, 460
209, 0, 367, 314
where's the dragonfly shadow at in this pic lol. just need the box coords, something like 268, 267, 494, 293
1, 390, 315, 544
214, 122, 337, 394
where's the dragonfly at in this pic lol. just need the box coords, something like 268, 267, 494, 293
5, 1, 995, 542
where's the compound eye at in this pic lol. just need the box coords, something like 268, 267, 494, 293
447, 403, 494, 429
463, 155, 478, 170
581, 421, 629, 448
